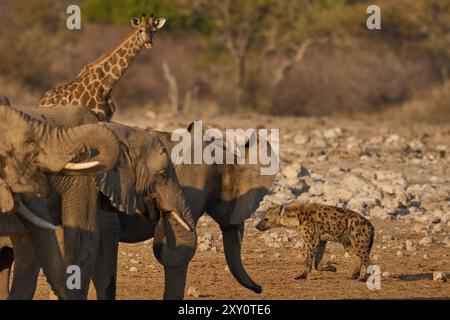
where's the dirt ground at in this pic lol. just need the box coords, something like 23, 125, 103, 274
31, 217, 450, 300
30, 112, 450, 299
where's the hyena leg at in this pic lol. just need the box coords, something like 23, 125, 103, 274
295, 230, 317, 280
314, 241, 336, 272
355, 242, 373, 282
356, 254, 373, 282
345, 249, 363, 280
351, 225, 374, 281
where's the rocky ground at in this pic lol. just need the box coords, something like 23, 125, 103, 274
33, 111, 450, 299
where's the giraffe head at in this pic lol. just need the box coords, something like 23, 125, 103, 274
131, 14, 166, 49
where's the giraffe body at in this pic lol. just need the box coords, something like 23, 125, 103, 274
38, 15, 166, 120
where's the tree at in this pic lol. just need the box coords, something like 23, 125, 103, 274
188, 0, 272, 108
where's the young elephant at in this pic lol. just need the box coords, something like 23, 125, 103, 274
256, 203, 374, 281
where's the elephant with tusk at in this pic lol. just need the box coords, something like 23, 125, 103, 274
1, 112, 275, 300
0, 104, 120, 299
90, 123, 277, 299
1, 109, 196, 300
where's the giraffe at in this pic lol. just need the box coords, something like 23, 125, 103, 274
38, 14, 166, 120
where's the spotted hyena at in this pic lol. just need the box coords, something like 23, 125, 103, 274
256, 202, 375, 281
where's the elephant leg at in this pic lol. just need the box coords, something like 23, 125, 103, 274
163, 265, 188, 300
20, 196, 80, 300
0, 246, 14, 300
92, 249, 117, 300
92, 209, 119, 300
58, 176, 100, 299
8, 234, 40, 300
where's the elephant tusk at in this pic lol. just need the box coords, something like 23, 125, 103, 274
64, 161, 100, 171
17, 202, 57, 230
170, 212, 191, 232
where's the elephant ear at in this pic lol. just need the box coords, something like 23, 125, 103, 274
221, 133, 278, 225
0, 178, 15, 213
95, 142, 137, 215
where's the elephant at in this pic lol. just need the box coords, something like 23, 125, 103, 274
0, 112, 195, 300
1, 114, 276, 300
91, 123, 278, 299
0, 104, 120, 299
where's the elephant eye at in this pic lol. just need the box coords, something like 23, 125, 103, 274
155, 169, 168, 184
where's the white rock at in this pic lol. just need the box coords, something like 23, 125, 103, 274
433, 210, 445, 219
294, 241, 303, 249
443, 238, 450, 248
396, 251, 403, 257
187, 287, 200, 298
202, 233, 213, 241
347, 197, 379, 213
419, 236, 435, 246
293, 134, 310, 145
405, 240, 417, 251
323, 182, 354, 202
431, 223, 444, 234
129, 267, 138, 272
370, 207, 389, 220
433, 272, 447, 283
311, 173, 325, 182
281, 163, 302, 179
382, 271, 391, 278
342, 174, 377, 193
414, 215, 433, 225
344, 252, 351, 259
372, 255, 381, 261
273, 253, 280, 258
323, 127, 343, 140
441, 213, 450, 224
385, 134, 403, 145
309, 183, 324, 196
198, 243, 211, 251
380, 184, 395, 195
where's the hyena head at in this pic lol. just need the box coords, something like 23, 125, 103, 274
256, 204, 285, 231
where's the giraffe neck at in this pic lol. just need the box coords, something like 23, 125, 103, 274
82, 31, 144, 92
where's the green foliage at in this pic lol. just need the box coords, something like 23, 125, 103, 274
82, 0, 208, 32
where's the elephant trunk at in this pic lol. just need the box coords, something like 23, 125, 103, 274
31, 122, 119, 176
163, 265, 188, 300
221, 223, 262, 294
63, 125, 119, 175
152, 178, 197, 267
